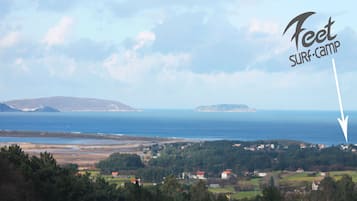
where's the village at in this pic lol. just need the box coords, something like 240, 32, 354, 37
77, 141, 357, 200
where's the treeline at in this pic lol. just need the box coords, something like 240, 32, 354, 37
137, 141, 357, 181
248, 175, 357, 201
96, 153, 144, 174
2, 144, 357, 201
0, 145, 229, 201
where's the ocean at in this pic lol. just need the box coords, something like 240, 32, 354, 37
0, 110, 356, 145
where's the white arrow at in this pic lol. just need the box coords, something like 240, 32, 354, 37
332, 58, 349, 143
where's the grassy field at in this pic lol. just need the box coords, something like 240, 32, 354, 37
78, 170, 136, 186
231, 191, 261, 200
280, 171, 357, 182
329, 171, 357, 182
280, 172, 323, 182
209, 186, 260, 200
277, 170, 357, 189
102, 175, 134, 186
209, 186, 235, 194
78, 169, 357, 198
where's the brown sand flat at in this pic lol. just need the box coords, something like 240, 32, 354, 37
0, 130, 191, 168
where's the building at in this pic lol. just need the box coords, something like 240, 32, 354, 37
312, 181, 320, 191
111, 172, 119, 177
300, 144, 307, 149
232, 144, 241, 147
196, 171, 206, 180
130, 178, 142, 185
296, 168, 305, 173
257, 172, 267, 177
221, 169, 232, 179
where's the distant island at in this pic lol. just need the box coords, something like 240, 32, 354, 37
195, 104, 256, 112
2, 96, 137, 112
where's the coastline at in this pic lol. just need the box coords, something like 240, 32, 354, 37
0, 130, 192, 168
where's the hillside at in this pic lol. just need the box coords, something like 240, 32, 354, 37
5, 96, 137, 112
0, 103, 20, 112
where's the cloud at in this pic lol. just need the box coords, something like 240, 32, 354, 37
254, 27, 357, 73
40, 55, 77, 77
14, 58, 29, 73
103, 30, 190, 82
133, 31, 156, 50
332, 27, 357, 72
103, 50, 190, 83
108, 0, 230, 17
0, 32, 20, 48
0, 0, 13, 19
36, 0, 79, 12
42, 16, 74, 47
55, 38, 116, 62
151, 13, 285, 73
248, 19, 280, 35
114, 66, 357, 110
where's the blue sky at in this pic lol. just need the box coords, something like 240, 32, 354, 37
0, 0, 357, 110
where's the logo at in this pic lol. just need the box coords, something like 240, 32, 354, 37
283, 12, 341, 67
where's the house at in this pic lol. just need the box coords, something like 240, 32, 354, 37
257, 144, 265, 150
312, 181, 320, 191
341, 145, 349, 150
232, 144, 241, 147
318, 144, 326, 149
257, 172, 267, 177
130, 177, 142, 185
221, 169, 232, 179
300, 144, 307, 149
296, 168, 304, 173
244, 147, 255, 151
196, 171, 206, 180
111, 172, 119, 177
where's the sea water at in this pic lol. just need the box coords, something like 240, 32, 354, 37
0, 110, 356, 145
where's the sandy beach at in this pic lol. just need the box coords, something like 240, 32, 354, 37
0, 130, 190, 168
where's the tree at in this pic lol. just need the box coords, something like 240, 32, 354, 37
189, 180, 214, 201
260, 177, 282, 201
160, 175, 187, 201
96, 153, 144, 174
0, 156, 38, 201
319, 177, 337, 201
336, 175, 356, 201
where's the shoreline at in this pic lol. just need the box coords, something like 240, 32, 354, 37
0, 130, 192, 168
0, 130, 174, 141
0, 130, 328, 168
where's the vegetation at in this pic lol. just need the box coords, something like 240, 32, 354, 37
96, 153, 144, 174
0, 145, 227, 201
3, 140, 357, 201
140, 141, 357, 181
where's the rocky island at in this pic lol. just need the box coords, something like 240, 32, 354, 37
195, 104, 256, 112
3, 96, 138, 112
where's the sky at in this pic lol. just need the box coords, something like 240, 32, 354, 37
0, 0, 357, 110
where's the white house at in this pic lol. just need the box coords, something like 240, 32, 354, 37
221, 169, 232, 179
312, 181, 320, 191
257, 172, 267, 177
196, 171, 206, 180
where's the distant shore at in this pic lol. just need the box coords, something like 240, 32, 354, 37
0, 130, 191, 168
0, 130, 175, 141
